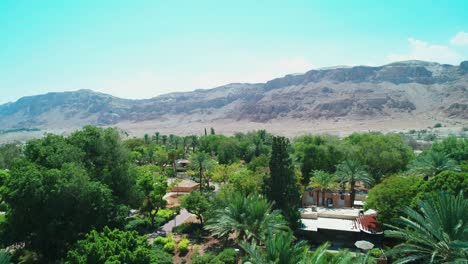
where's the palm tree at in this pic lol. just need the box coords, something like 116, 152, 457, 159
205, 193, 288, 243
335, 160, 373, 207
190, 135, 199, 153
410, 151, 459, 180
154, 132, 160, 145
167, 149, 178, 176
0, 250, 11, 264
385, 191, 468, 263
309, 170, 337, 206
241, 231, 308, 264
191, 152, 210, 191
242, 236, 373, 264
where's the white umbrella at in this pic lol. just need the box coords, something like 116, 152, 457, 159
364, 209, 377, 215
355, 240, 374, 250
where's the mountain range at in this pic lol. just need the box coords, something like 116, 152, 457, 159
1, 60, 467, 137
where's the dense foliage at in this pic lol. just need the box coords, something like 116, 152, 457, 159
180, 191, 210, 225
65, 227, 155, 264
265, 136, 302, 229
365, 175, 423, 224
3, 161, 120, 261
386, 192, 468, 263
0, 126, 466, 263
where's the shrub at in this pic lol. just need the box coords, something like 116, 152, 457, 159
434, 123, 442, 128
124, 217, 151, 235
157, 209, 176, 220
153, 236, 167, 245
216, 248, 237, 264
153, 208, 177, 227
178, 238, 190, 255
191, 249, 237, 264
172, 223, 203, 234
370, 248, 383, 258
151, 245, 173, 264
365, 175, 423, 225
192, 253, 223, 264
154, 233, 176, 254
163, 241, 176, 254
65, 227, 153, 264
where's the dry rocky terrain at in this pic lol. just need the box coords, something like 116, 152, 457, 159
1, 60, 467, 142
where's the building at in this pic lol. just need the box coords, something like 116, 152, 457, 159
169, 179, 199, 192
299, 207, 382, 247
302, 188, 368, 208
176, 159, 191, 172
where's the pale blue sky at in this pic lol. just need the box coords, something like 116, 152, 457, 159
1, 0, 468, 103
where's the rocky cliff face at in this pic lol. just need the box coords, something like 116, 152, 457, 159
0, 60, 467, 130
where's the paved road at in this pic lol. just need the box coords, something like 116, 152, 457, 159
160, 208, 193, 232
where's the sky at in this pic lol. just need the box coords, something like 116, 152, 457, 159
1, 0, 468, 104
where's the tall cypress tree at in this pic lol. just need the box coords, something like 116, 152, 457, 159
265, 136, 301, 229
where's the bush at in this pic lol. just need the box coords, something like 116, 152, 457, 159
178, 238, 190, 255
151, 245, 173, 264
154, 233, 176, 254
370, 248, 383, 258
154, 236, 167, 245
191, 249, 237, 264
216, 248, 237, 264
172, 223, 203, 234
434, 123, 442, 128
192, 253, 223, 264
163, 241, 176, 254
124, 217, 151, 235
153, 208, 177, 227
365, 175, 423, 225
157, 208, 176, 220
65, 227, 154, 264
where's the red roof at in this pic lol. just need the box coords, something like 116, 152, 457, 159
357, 215, 383, 234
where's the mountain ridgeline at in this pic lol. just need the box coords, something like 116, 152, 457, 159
1, 60, 467, 130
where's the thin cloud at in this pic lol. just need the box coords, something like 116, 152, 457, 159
450, 31, 468, 46
388, 38, 462, 65
97, 56, 317, 99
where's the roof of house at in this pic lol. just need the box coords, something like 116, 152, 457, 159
357, 215, 383, 234
301, 218, 360, 232
168, 178, 199, 188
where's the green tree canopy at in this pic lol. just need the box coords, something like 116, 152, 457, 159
293, 135, 346, 184
180, 191, 210, 225
365, 175, 423, 225
24, 134, 84, 169
134, 165, 168, 228
415, 170, 468, 203
265, 136, 302, 229
431, 135, 468, 164
65, 227, 154, 264
0, 143, 22, 170
345, 133, 414, 183
3, 161, 120, 262
409, 151, 459, 179
68, 126, 139, 206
